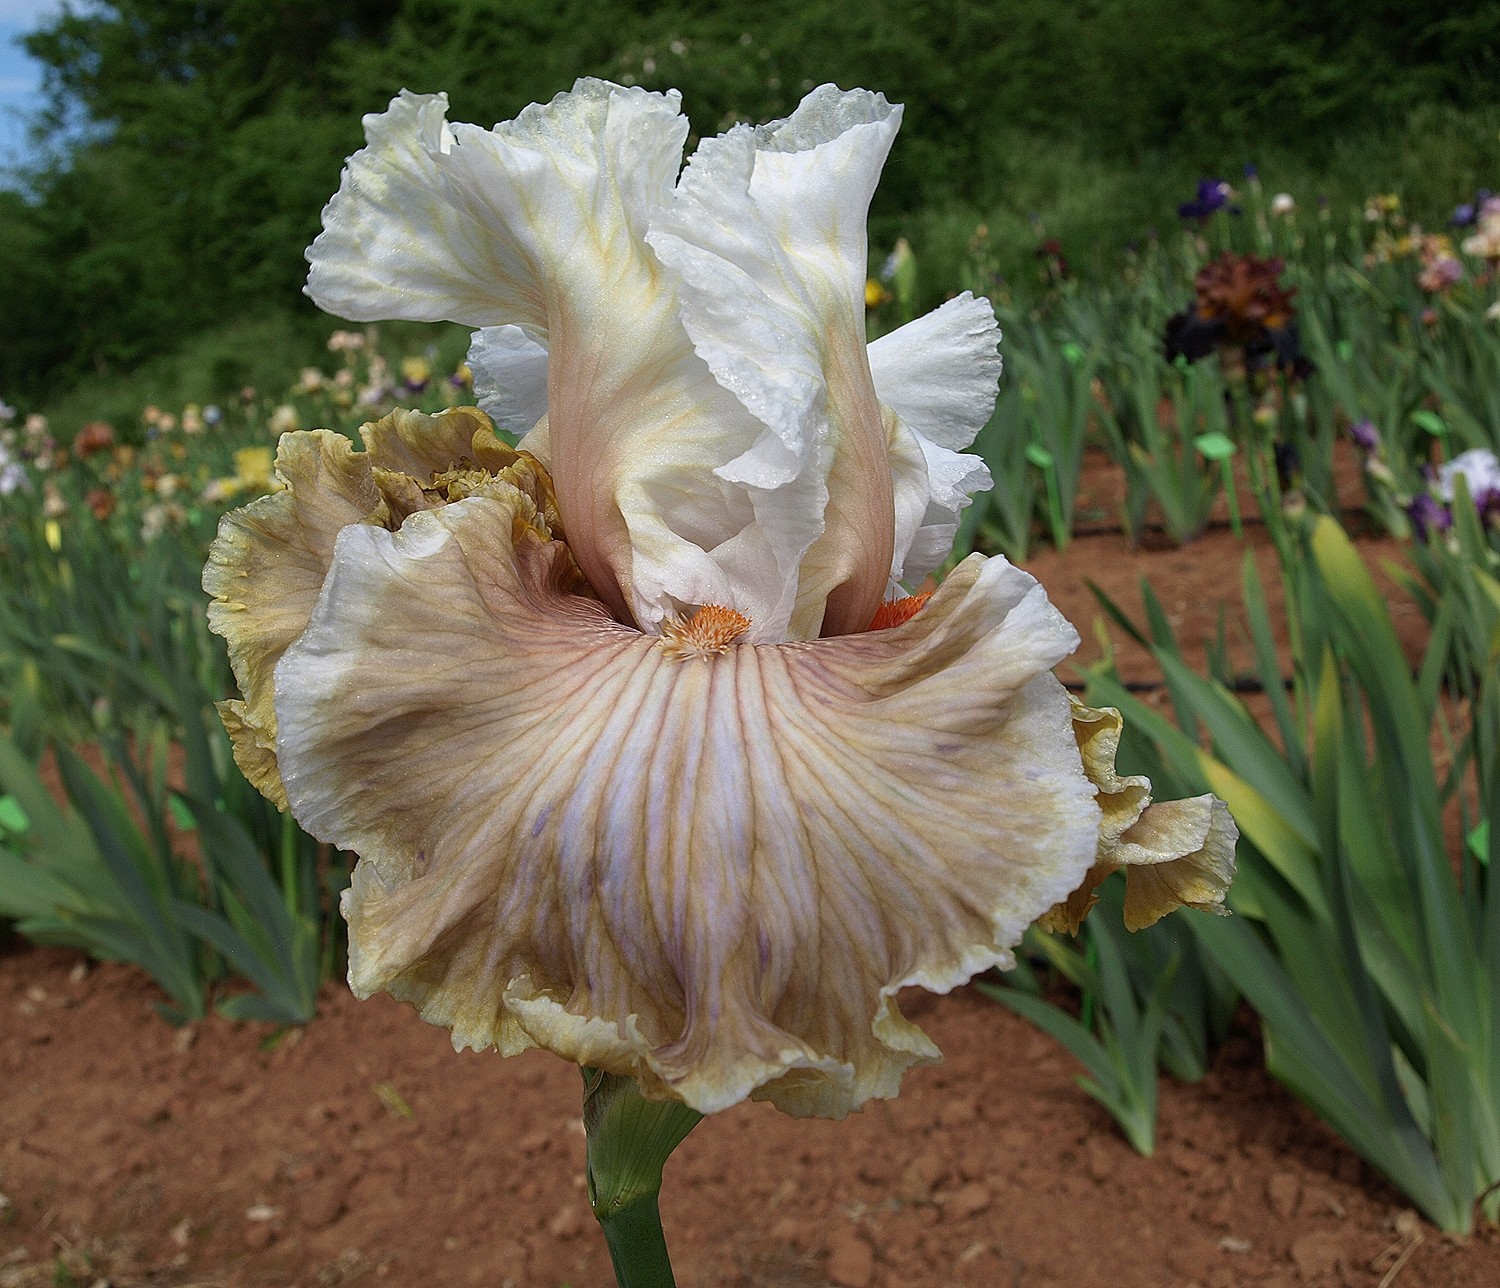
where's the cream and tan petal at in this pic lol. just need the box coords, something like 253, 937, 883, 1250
202, 430, 384, 805
357, 405, 515, 478
273, 498, 1099, 1117
1039, 701, 1239, 934
1112, 796, 1237, 931
1069, 698, 1152, 844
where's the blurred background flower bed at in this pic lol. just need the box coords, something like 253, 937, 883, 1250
3, 3, 1500, 1286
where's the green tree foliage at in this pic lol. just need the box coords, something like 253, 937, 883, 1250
3, 0, 1496, 400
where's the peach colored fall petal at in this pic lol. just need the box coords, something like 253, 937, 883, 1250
272, 491, 1100, 1117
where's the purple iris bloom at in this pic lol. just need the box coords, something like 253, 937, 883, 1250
1178, 179, 1240, 221
1407, 493, 1452, 540
1348, 420, 1380, 454
1476, 487, 1500, 528
1452, 190, 1493, 227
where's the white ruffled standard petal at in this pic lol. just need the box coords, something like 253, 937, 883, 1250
647, 86, 904, 639
273, 493, 1099, 1118
868, 293, 1001, 584
307, 80, 838, 640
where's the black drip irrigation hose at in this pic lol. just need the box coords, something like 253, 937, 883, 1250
1060, 675, 1294, 695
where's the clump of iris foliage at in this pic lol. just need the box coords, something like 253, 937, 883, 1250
0, 336, 477, 1024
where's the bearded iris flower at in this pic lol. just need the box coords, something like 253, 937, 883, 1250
1177, 178, 1239, 222
205, 81, 1234, 1120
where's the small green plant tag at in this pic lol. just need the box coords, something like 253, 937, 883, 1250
1411, 409, 1449, 437
0, 795, 28, 834
167, 794, 199, 832
1193, 432, 1236, 461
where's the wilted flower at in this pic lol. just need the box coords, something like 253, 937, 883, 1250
1163, 252, 1310, 378
210, 81, 1234, 1117
1269, 193, 1295, 217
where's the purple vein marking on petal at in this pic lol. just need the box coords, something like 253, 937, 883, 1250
531, 804, 553, 838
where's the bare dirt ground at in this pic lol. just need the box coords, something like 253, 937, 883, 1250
5, 443, 1496, 1288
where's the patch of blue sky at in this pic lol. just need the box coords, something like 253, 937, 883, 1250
0, 0, 62, 176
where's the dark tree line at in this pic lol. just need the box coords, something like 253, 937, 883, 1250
4, 0, 1497, 398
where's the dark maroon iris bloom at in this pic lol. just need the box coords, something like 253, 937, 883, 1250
1163, 253, 1311, 379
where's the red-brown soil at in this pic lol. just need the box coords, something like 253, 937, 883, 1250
5, 446, 1497, 1288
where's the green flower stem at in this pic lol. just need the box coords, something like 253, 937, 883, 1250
581, 1067, 702, 1288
